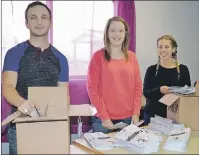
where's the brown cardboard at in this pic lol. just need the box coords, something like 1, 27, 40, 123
68, 104, 96, 116
159, 93, 199, 131
195, 80, 199, 93
1, 111, 22, 126
2, 87, 94, 154
159, 93, 180, 106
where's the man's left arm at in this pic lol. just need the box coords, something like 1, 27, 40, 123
57, 55, 70, 105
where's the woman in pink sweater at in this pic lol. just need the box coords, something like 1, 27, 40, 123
87, 16, 142, 133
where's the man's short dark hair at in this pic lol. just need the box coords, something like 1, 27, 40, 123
25, 1, 52, 22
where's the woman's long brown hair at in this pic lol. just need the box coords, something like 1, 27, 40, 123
103, 16, 130, 62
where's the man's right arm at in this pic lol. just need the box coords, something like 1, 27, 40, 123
2, 71, 25, 107
2, 49, 25, 107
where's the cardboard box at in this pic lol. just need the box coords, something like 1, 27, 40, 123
159, 93, 199, 131
195, 80, 199, 93
2, 87, 95, 154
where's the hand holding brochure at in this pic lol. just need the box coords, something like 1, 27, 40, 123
168, 85, 195, 94
112, 122, 128, 129
112, 120, 144, 130
83, 132, 123, 150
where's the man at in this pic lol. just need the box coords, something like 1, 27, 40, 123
2, 2, 69, 154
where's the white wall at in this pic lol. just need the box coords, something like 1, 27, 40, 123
135, 1, 199, 85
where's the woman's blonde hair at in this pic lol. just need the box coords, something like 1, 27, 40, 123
103, 16, 130, 61
156, 35, 180, 80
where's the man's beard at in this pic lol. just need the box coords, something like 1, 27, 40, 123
30, 30, 48, 37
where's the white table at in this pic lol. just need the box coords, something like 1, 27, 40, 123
71, 131, 199, 154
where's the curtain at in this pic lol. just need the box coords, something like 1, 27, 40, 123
46, 1, 53, 44
113, 0, 136, 52
52, 1, 113, 75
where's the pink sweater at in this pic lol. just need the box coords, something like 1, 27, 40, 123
87, 49, 142, 121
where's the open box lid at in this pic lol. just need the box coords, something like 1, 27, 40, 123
12, 116, 68, 123
195, 80, 199, 92
2, 87, 96, 125
159, 93, 180, 106
28, 87, 68, 107
28, 87, 96, 116
159, 93, 199, 106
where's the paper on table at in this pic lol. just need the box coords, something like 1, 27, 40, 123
83, 132, 123, 150
114, 124, 163, 154
83, 123, 163, 154
113, 122, 128, 129
163, 128, 191, 152
147, 115, 185, 135
70, 145, 88, 154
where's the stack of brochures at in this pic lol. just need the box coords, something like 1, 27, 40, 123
168, 85, 195, 95
83, 132, 123, 150
147, 115, 184, 135
114, 124, 163, 154
163, 127, 191, 152
84, 124, 163, 154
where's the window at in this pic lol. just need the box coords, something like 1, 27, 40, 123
1, 1, 114, 76
2, 1, 30, 67
1, 1, 46, 67
53, 1, 114, 76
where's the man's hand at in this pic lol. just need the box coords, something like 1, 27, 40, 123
131, 114, 139, 124
102, 119, 114, 130
160, 86, 170, 94
18, 100, 36, 115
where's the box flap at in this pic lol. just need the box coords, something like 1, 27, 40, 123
2, 88, 95, 125
1, 111, 22, 127
13, 116, 68, 123
2, 87, 68, 126
195, 80, 199, 93
159, 93, 180, 106
195, 92, 199, 96
28, 87, 68, 106
68, 104, 97, 116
